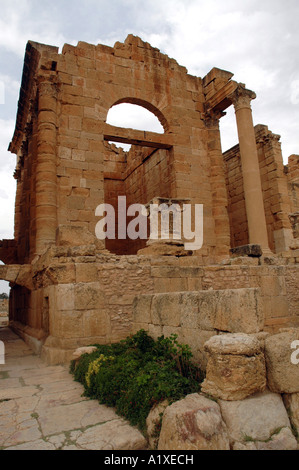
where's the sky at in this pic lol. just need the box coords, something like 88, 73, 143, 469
0, 0, 298, 292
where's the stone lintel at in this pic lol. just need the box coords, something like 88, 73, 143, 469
203, 67, 234, 87
204, 80, 239, 114
104, 124, 173, 149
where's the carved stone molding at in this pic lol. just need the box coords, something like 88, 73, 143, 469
204, 109, 226, 128
37, 76, 58, 98
229, 84, 256, 112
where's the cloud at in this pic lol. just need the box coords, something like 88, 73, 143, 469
0, 0, 69, 57
0, 118, 16, 240
0, 119, 16, 171
0, 168, 16, 240
137, 0, 299, 159
107, 104, 164, 133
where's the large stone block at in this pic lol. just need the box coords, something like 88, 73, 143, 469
233, 427, 298, 450
56, 224, 96, 246
83, 309, 108, 338
74, 282, 104, 310
158, 393, 230, 450
56, 284, 75, 311
132, 294, 153, 324
151, 293, 182, 327
134, 288, 264, 334
264, 328, 299, 393
146, 400, 169, 450
201, 334, 266, 401
283, 393, 299, 437
219, 390, 297, 450
208, 288, 264, 334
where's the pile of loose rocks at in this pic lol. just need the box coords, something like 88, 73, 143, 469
146, 329, 299, 450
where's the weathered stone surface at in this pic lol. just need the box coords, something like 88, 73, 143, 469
264, 329, 299, 393
158, 393, 230, 450
75, 419, 147, 450
138, 240, 192, 257
230, 244, 262, 258
219, 390, 294, 446
146, 400, 169, 450
56, 224, 96, 246
134, 288, 264, 341
0, 329, 149, 451
201, 334, 266, 400
283, 393, 299, 437
255, 427, 298, 450
73, 346, 97, 360
209, 288, 264, 334
204, 333, 263, 355
151, 293, 182, 327
132, 294, 153, 324
5, 439, 56, 451
232, 427, 298, 450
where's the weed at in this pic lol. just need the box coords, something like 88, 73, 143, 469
70, 330, 205, 433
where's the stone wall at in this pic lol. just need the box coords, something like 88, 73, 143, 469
103, 142, 172, 255
0, 298, 8, 327
132, 265, 299, 371
7, 244, 298, 364
223, 125, 293, 253
287, 154, 299, 214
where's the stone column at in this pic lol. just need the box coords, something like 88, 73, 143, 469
230, 85, 270, 252
13, 157, 22, 246
35, 78, 58, 255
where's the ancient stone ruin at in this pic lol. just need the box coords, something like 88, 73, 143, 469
0, 34, 298, 371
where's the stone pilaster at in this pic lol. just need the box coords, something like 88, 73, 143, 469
205, 109, 231, 258
35, 78, 58, 255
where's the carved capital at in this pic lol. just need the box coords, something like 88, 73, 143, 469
37, 76, 58, 98
204, 109, 226, 128
229, 84, 256, 111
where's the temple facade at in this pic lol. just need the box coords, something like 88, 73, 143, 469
0, 35, 298, 363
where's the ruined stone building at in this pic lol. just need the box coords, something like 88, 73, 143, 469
0, 35, 298, 364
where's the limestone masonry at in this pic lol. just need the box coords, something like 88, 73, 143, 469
0, 34, 298, 366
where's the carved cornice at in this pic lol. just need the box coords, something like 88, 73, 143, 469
257, 133, 281, 145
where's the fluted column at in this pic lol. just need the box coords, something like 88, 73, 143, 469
35, 78, 58, 255
230, 85, 270, 252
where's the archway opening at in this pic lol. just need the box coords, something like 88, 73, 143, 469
106, 102, 164, 151
0, 276, 9, 328
103, 102, 171, 255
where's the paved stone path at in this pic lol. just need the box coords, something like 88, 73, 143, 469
0, 328, 147, 450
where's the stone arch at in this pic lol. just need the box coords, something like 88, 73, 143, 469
107, 97, 169, 133
0, 264, 33, 291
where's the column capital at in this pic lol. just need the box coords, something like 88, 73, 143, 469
37, 75, 58, 98
229, 84, 256, 112
204, 109, 226, 128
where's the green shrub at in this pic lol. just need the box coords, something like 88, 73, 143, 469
70, 330, 205, 433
